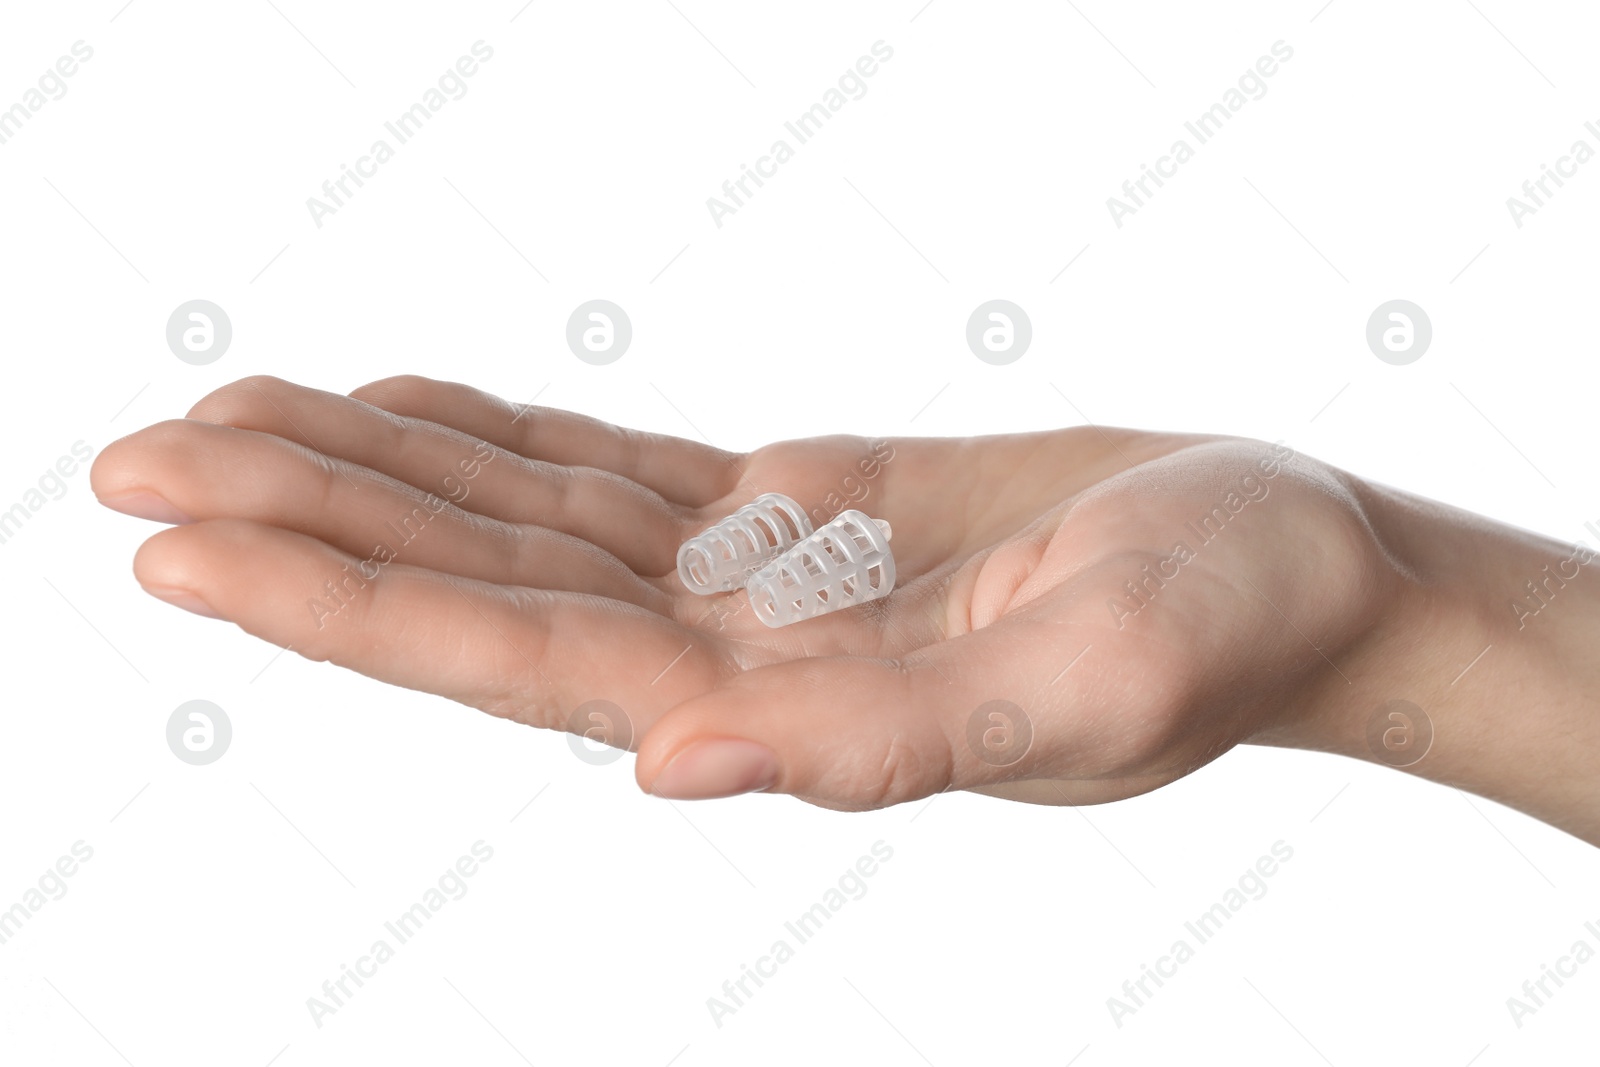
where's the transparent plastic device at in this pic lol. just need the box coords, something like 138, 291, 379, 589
745, 510, 895, 628
677, 492, 813, 595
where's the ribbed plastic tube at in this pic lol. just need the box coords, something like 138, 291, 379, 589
745, 510, 895, 628
676, 492, 813, 595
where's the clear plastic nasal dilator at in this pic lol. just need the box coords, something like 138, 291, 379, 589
744, 510, 895, 628
676, 492, 814, 595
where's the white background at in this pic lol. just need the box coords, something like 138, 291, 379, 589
2, 1, 1599, 1064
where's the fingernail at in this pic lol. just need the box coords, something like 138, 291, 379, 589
650, 739, 778, 800
142, 585, 223, 620
100, 491, 194, 525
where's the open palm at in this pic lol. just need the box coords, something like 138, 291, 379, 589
93, 376, 1397, 810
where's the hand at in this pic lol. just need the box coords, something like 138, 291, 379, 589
90, 375, 1595, 835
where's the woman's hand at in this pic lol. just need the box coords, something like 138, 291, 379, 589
90, 375, 1600, 841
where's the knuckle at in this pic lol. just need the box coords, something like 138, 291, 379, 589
140, 417, 205, 451
859, 731, 950, 810
350, 374, 434, 409
187, 374, 293, 425
850, 676, 955, 810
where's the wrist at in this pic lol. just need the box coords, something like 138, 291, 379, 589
1263, 473, 1600, 844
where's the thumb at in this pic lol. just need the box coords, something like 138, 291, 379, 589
634, 619, 1111, 810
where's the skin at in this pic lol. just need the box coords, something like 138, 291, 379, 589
89, 375, 1600, 843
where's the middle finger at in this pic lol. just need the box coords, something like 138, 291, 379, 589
93, 419, 666, 610
185, 375, 689, 575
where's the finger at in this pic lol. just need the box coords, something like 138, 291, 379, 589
132, 519, 732, 731
634, 617, 1131, 809
349, 374, 744, 507
94, 418, 662, 609
186, 375, 688, 574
